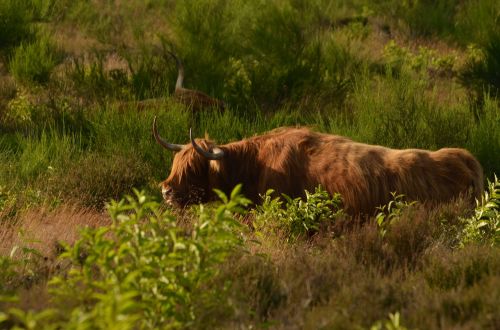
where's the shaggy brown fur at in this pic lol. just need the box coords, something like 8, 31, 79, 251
159, 127, 484, 215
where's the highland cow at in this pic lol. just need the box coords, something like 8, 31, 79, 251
153, 118, 484, 215
164, 50, 225, 112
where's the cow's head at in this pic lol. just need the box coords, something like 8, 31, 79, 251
153, 117, 225, 206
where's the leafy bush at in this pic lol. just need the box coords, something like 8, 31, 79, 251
9, 34, 63, 86
383, 40, 457, 75
460, 175, 500, 247
1, 187, 250, 328
3, 90, 36, 127
376, 193, 417, 238
253, 186, 343, 241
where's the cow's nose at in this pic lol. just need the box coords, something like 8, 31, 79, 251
162, 186, 173, 204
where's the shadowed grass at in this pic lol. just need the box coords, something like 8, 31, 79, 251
207, 202, 498, 329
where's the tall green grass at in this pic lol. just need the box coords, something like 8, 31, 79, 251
466, 96, 500, 178
9, 34, 63, 86
459, 31, 500, 109
16, 130, 82, 183
0, 1, 33, 54
400, 0, 459, 38
455, 0, 500, 45
349, 69, 472, 149
367, 0, 499, 45
69, 51, 173, 102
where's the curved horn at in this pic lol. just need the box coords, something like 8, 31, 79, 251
190, 128, 225, 160
152, 116, 184, 151
163, 49, 184, 90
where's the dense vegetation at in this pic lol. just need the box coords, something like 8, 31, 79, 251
0, 0, 499, 328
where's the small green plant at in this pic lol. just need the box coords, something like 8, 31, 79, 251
223, 57, 254, 106
0, 185, 13, 211
383, 40, 411, 71
9, 230, 45, 282
376, 193, 417, 238
0, 236, 48, 329
5, 89, 35, 126
0, 255, 18, 300
253, 186, 343, 241
460, 175, 500, 247
0, 255, 19, 328
383, 40, 457, 74
370, 311, 408, 330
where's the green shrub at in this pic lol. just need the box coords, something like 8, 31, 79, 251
171, 0, 237, 97
127, 51, 173, 100
460, 175, 500, 247
9, 34, 63, 86
3, 90, 35, 127
1, 187, 249, 328
375, 193, 417, 238
382, 40, 457, 75
370, 312, 408, 330
253, 186, 343, 241
369, 0, 499, 44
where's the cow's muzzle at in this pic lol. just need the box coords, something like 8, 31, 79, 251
162, 186, 174, 205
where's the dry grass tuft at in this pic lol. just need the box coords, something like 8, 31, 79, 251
45, 152, 152, 209
0, 204, 109, 259
0, 204, 110, 310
